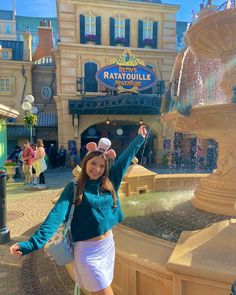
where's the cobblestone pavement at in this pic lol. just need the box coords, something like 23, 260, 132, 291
0, 169, 76, 295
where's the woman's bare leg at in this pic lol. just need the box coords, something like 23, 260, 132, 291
91, 285, 114, 295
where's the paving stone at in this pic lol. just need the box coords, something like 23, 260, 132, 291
0, 170, 76, 295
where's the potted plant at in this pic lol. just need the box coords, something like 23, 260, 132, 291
23, 113, 37, 128
85, 34, 98, 44
114, 36, 127, 46
4, 160, 18, 182
143, 38, 154, 48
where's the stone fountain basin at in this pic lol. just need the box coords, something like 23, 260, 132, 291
185, 7, 236, 60
161, 104, 236, 141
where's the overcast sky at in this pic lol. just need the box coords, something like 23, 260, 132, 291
0, 0, 227, 21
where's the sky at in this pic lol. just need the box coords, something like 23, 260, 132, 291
0, 0, 226, 22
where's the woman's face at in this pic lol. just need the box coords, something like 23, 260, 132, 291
86, 156, 106, 180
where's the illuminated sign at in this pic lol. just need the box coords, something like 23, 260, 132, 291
96, 49, 157, 93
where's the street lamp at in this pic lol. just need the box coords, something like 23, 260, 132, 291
22, 95, 38, 143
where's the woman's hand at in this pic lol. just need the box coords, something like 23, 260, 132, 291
10, 243, 22, 257
138, 125, 148, 138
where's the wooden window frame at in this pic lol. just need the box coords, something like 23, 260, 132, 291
143, 19, 153, 40
0, 77, 15, 95
115, 15, 125, 38
85, 13, 96, 35
5, 23, 12, 34
1, 48, 12, 60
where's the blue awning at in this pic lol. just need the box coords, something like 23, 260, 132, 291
37, 112, 57, 126
7, 125, 29, 138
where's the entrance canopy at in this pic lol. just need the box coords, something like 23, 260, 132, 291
69, 94, 161, 115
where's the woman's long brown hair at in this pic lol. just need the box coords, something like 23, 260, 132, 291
36, 139, 44, 147
75, 151, 117, 207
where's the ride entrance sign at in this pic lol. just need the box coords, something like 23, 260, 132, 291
96, 49, 157, 93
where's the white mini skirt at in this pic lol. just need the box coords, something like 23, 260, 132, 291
74, 231, 115, 292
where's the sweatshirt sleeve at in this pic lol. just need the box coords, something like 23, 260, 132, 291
18, 181, 74, 255
109, 134, 145, 190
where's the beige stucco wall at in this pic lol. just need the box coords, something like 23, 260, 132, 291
0, 19, 17, 40
0, 60, 32, 123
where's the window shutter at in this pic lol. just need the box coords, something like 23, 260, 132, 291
125, 19, 130, 47
84, 62, 98, 92
152, 21, 158, 49
80, 15, 86, 44
138, 20, 144, 48
110, 17, 115, 46
96, 16, 101, 45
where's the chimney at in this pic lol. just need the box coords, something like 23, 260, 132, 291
32, 20, 54, 62
22, 27, 32, 61
12, 0, 16, 20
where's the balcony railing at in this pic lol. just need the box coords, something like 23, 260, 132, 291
69, 94, 162, 115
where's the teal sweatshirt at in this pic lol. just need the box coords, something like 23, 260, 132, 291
18, 134, 145, 255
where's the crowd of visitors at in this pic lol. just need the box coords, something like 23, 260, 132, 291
7, 139, 47, 189
6, 140, 79, 189
6, 137, 87, 182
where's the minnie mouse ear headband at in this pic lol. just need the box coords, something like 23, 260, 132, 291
86, 138, 116, 159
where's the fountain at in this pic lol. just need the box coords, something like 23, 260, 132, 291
66, 3, 236, 295
162, 4, 236, 216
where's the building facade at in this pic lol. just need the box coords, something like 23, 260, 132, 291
0, 10, 57, 153
0, 37, 33, 152
55, 0, 179, 160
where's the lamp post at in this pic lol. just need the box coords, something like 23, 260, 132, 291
21, 95, 38, 143
0, 172, 10, 244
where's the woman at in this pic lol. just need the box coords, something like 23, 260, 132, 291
22, 140, 34, 185
10, 125, 147, 295
34, 139, 47, 189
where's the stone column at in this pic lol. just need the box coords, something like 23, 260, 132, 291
22, 31, 32, 62
161, 103, 236, 216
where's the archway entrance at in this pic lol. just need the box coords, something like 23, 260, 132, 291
81, 120, 156, 165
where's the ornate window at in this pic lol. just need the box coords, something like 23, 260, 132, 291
143, 19, 153, 40
5, 24, 12, 34
0, 77, 15, 95
85, 13, 96, 35
115, 15, 125, 38
1, 49, 12, 60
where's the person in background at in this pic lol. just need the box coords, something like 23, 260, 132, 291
8, 145, 22, 178
8, 145, 21, 163
35, 139, 46, 189
69, 143, 78, 168
17, 149, 23, 179
10, 125, 147, 295
49, 143, 57, 168
22, 141, 34, 186
58, 145, 67, 168
31, 144, 38, 185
